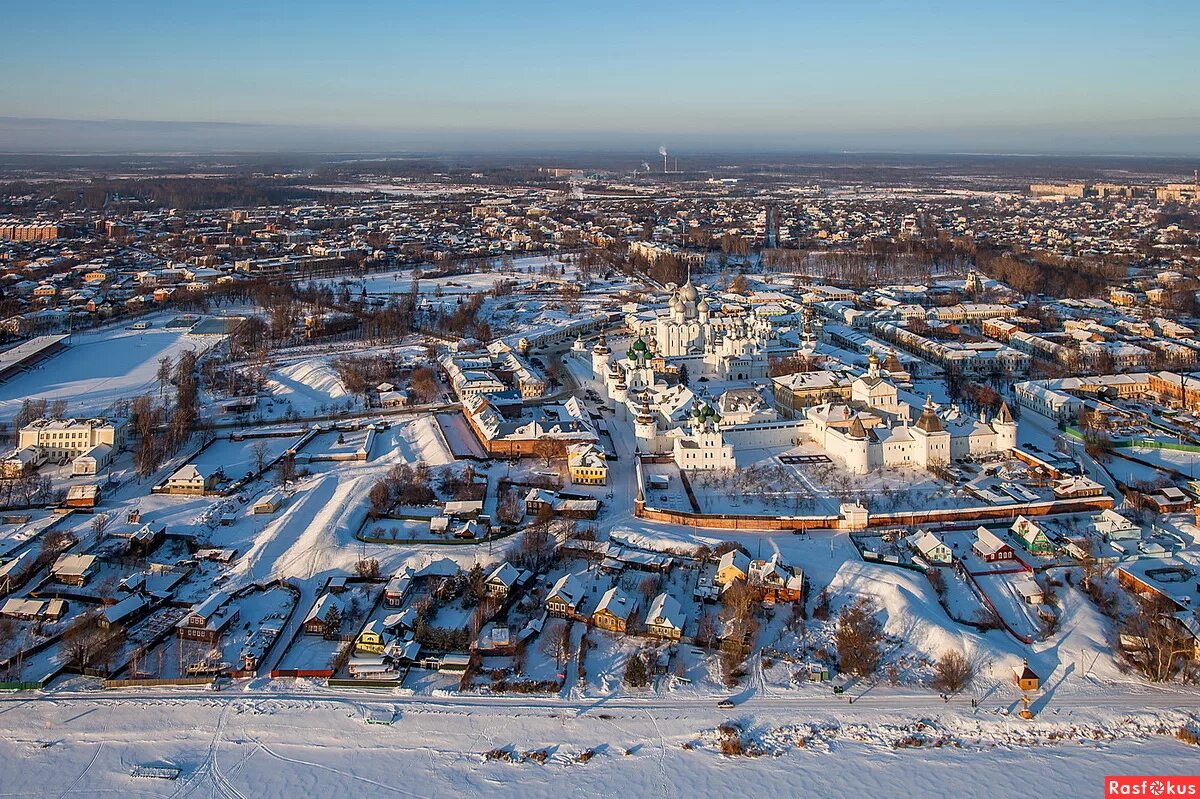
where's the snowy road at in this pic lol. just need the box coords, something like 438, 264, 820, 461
3, 679, 1197, 715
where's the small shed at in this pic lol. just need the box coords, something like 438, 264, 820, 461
65, 483, 100, 509
252, 491, 282, 514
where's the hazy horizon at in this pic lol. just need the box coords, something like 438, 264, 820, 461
1, 115, 1199, 158
2, 1, 1199, 157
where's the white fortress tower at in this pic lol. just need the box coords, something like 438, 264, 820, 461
993, 401, 1018, 451
591, 335, 611, 375
843, 417, 871, 475
633, 394, 661, 453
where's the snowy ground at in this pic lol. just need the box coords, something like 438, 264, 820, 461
1118, 444, 1200, 480
264, 358, 357, 416
0, 324, 218, 421
0, 687, 1196, 798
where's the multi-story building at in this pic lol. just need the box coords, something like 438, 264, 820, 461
17, 418, 123, 461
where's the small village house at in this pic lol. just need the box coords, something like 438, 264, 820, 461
592, 586, 639, 633
485, 562, 521, 599
972, 527, 1015, 563
303, 593, 344, 636
908, 530, 953, 565
51, 553, 98, 586
164, 463, 221, 495
1010, 516, 1054, 556
545, 573, 586, 619
645, 592, 685, 640
176, 591, 240, 644
715, 550, 751, 588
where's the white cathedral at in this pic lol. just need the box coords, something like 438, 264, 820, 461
585, 281, 1018, 477
627, 278, 774, 381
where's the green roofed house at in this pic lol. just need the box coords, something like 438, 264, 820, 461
1010, 515, 1055, 556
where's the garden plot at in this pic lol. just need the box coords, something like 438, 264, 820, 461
640, 461, 691, 511
0, 325, 215, 422
972, 572, 1043, 641
276, 583, 379, 673
0, 614, 69, 667
303, 426, 374, 461
190, 433, 307, 485
359, 517, 482, 544
936, 568, 992, 626
223, 586, 297, 668
144, 586, 298, 678
1105, 454, 1175, 486
107, 606, 190, 678
435, 411, 487, 459
0, 512, 59, 558
1118, 444, 1200, 477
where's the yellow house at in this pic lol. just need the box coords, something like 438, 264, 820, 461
355, 620, 388, 655
715, 550, 750, 588
592, 586, 638, 633
568, 443, 608, 486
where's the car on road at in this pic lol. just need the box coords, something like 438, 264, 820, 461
716, 698, 735, 709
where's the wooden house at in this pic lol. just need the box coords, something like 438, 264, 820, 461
715, 550, 750, 588
545, 573, 586, 619
592, 586, 639, 633
51, 553, 98, 586
302, 593, 344, 636
644, 592, 685, 641
355, 620, 390, 655
908, 530, 953, 565
748, 554, 805, 603
972, 527, 1015, 562
1010, 516, 1054, 556
485, 562, 521, 599
176, 591, 239, 644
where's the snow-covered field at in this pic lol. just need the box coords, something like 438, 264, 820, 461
0, 687, 1196, 798
0, 325, 215, 421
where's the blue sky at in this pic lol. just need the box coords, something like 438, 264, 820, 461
2, 0, 1198, 153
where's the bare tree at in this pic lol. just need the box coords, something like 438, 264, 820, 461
275, 453, 297, 486
1121, 594, 1191, 682
931, 649, 976, 694
540, 620, 570, 667
250, 440, 271, 474
835, 598, 884, 678
156, 356, 174, 398
90, 513, 111, 542
519, 522, 557, 573
533, 437, 568, 468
